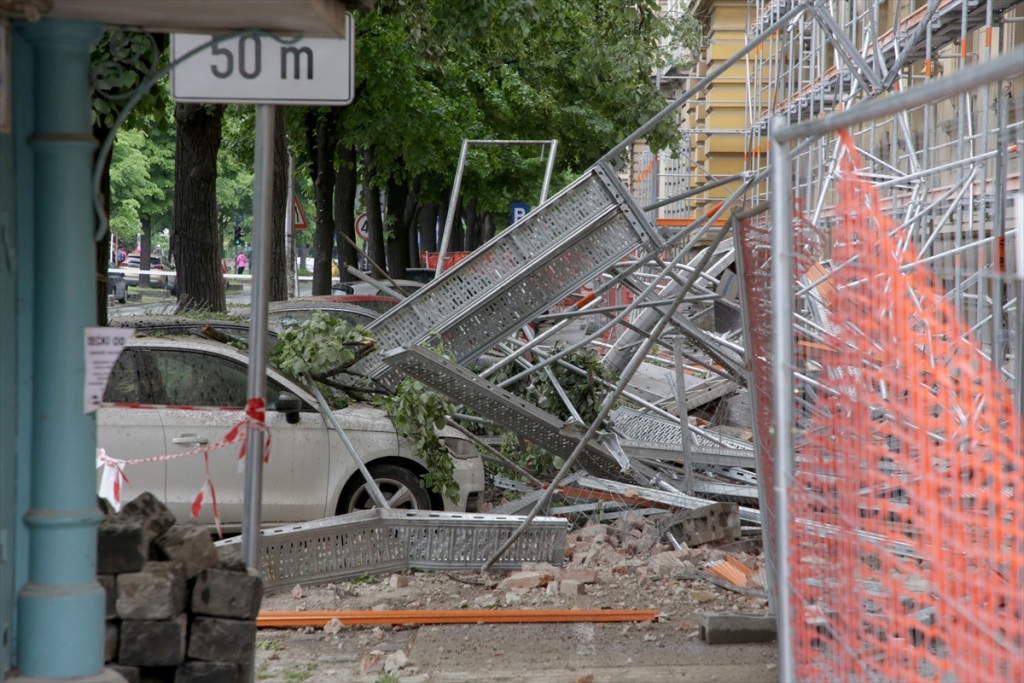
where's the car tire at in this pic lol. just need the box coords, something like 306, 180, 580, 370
337, 464, 432, 514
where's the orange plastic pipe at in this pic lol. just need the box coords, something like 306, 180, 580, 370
257, 609, 659, 628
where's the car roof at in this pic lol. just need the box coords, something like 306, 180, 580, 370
110, 316, 276, 347
267, 300, 379, 321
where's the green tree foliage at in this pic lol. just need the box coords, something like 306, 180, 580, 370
330, 0, 702, 276
271, 311, 458, 499
91, 31, 171, 132
108, 124, 174, 247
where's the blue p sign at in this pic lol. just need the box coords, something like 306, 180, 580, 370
511, 202, 530, 224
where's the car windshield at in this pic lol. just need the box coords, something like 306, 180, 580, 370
267, 307, 376, 331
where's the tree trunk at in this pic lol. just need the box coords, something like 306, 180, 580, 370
362, 147, 387, 280
462, 196, 479, 252
94, 122, 112, 325
334, 141, 358, 284
173, 102, 226, 313
417, 203, 439, 266
481, 212, 496, 243
308, 110, 338, 296
269, 106, 288, 302
385, 175, 410, 279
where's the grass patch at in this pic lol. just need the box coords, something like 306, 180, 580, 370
283, 664, 317, 683
351, 572, 378, 585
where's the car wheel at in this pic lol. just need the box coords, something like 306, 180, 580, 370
338, 464, 432, 514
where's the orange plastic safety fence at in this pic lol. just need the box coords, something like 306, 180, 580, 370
785, 130, 1023, 681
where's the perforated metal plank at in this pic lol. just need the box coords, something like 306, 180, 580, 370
382, 346, 640, 484
217, 509, 568, 592
349, 165, 661, 386
610, 407, 756, 468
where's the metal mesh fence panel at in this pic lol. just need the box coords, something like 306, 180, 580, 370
774, 131, 1023, 682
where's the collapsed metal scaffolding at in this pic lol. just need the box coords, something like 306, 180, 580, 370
247, 7, 1023, 671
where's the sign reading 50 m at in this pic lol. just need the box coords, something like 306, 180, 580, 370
171, 15, 353, 105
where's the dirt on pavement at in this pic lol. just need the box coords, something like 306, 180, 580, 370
253, 513, 779, 683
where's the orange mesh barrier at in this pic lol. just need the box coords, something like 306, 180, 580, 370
785, 130, 1023, 681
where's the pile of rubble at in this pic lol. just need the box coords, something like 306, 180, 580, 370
98, 493, 263, 682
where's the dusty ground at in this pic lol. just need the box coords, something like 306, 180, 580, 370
253, 513, 779, 683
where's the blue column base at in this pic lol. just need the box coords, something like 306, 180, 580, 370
15, 583, 105, 678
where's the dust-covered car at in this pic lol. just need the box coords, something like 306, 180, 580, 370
97, 335, 485, 530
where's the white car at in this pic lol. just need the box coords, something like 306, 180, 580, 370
98, 336, 485, 529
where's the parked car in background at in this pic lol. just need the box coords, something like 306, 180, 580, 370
123, 251, 166, 288
108, 271, 127, 304
97, 335, 485, 530
238, 295, 400, 333
265, 298, 380, 331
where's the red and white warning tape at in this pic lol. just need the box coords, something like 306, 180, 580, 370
96, 398, 271, 537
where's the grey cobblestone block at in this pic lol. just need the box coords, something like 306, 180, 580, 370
154, 524, 219, 579
98, 517, 147, 574
699, 611, 777, 644
99, 574, 117, 619
119, 492, 176, 547
105, 622, 119, 662
191, 568, 263, 620
116, 561, 187, 620
118, 614, 188, 666
186, 617, 256, 664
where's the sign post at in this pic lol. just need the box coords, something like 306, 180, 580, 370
169, 20, 355, 576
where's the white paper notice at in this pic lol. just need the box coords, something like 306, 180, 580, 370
84, 327, 134, 414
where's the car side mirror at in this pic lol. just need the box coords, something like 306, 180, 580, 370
276, 392, 302, 424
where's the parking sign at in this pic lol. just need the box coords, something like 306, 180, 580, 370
511, 202, 530, 224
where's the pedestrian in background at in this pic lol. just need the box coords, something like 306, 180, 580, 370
235, 250, 248, 274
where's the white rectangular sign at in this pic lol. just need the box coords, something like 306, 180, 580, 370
171, 15, 354, 105
84, 328, 134, 414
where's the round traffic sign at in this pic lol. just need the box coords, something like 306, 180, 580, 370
355, 212, 369, 241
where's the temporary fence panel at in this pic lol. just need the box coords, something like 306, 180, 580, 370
758, 46, 1024, 682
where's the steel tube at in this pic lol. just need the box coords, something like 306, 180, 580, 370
540, 140, 558, 203
436, 139, 470, 277
768, 114, 795, 682
242, 105, 274, 570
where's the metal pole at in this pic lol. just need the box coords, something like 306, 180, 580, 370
673, 340, 695, 496
242, 105, 274, 571
1016, 125, 1024, 418
540, 140, 558, 203
769, 114, 796, 681
992, 93, 1008, 371
436, 139, 470, 277
285, 155, 297, 298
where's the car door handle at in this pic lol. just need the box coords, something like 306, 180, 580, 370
172, 434, 208, 446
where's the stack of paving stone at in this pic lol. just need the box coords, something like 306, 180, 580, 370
97, 493, 263, 683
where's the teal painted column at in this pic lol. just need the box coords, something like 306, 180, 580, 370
15, 19, 105, 678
